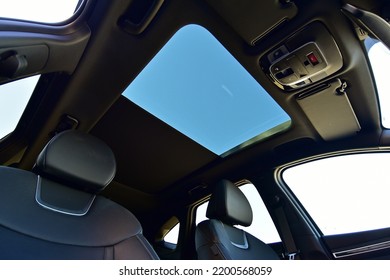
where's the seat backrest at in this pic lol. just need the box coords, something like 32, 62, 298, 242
0, 130, 159, 260
195, 179, 279, 260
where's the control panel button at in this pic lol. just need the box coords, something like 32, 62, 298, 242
307, 52, 319, 65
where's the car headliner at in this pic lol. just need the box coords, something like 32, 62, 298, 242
0, 0, 389, 221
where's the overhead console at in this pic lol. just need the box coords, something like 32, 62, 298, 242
261, 22, 343, 91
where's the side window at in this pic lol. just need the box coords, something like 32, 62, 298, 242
281, 152, 390, 235
162, 216, 180, 246
164, 223, 180, 245
0, 75, 40, 139
196, 182, 281, 244
364, 38, 390, 128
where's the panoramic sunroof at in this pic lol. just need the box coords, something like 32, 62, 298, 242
123, 24, 291, 156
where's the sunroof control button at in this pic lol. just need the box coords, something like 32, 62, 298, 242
307, 52, 319, 65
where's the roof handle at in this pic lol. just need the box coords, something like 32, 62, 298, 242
0, 50, 28, 79
118, 0, 164, 35
342, 3, 390, 50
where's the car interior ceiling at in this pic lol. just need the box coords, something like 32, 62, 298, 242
0, 0, 390, 260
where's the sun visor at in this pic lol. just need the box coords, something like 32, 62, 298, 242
204, 0, 298, 45
296, 79, 361, 140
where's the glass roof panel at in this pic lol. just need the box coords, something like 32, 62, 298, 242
123, 24, 291, 156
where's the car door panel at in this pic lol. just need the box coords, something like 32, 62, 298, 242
323, 228, 390, 259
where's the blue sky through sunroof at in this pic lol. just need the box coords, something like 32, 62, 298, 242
123, 24, 290, 155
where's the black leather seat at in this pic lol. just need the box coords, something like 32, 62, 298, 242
195, 179, 279, 260
0, 130, 159, 260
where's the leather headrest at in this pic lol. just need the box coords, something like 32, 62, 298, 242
206, 179, 253, 227
35, 130, 116, 194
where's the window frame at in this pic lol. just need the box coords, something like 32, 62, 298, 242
0, 0, 91, 37
364, 37, 390, 129
161, 217, 180, 248
0, 75, 41, 141
275, 148, 390, 237
0, 0, 86, 25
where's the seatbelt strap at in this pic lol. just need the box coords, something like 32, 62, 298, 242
273, 199, 300, 260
